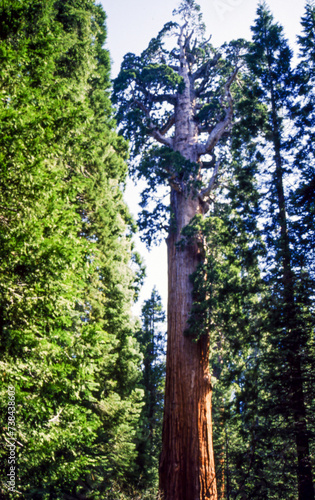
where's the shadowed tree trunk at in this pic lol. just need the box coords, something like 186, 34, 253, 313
271, 95, 314, 500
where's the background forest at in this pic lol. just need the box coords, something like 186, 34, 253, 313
0, 0, 314, 499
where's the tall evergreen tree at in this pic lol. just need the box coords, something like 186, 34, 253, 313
242, 4, 315, 499
0, 1, 143, 498
113, 1, 246, 497
135, 288, 166, 488
292, 1, 315, 273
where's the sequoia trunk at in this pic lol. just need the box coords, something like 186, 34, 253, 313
159, 189, 217, 500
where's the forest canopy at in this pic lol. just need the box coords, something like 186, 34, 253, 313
0, 1, 314, 499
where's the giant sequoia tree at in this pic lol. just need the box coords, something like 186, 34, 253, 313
113, 1, 244, 498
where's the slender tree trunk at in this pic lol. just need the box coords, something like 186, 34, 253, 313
212, 356, 225, 500
159, 189, 217, 500
225, 427, 230, 500
270, 90, 314, 500
290, 350, 315, 500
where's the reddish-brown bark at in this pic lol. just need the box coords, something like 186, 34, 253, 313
159, 191, 217, 500
134, 17, 238, 499
114, 7, 240, 496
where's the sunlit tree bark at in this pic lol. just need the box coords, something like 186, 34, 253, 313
113, 2, 244, 498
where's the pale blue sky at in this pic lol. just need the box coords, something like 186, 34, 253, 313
101, 0, 308, 316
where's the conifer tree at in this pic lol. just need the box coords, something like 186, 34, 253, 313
0, 1, 143, 498
242, 4, 315, 498
135, 288, 166, 488
293, 1, 315, 271
113, 1, 246, 497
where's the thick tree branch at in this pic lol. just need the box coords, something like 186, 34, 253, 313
200, 156, 216, 169
192, 53, 220, 83
150, 127, 174, 147
144, 88, 177, 105
178, 22, 188, 64
160, 114, 175, 135
197, 66, 239, 155
184, 30, 194, 62
133, 98, 174, 148
199, 159, 220, 201
197, 123, 213, 134
185, 30, 194, 50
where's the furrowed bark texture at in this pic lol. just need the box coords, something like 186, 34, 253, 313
159, 55, 217, 496
159, 191, 217, 500
158, 25, 222, 499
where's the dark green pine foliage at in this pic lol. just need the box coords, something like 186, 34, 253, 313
207, 66, 294, 499
242, 3, 314, 499
135, 288, 166, 488
292, 1, 315, 274
0, 1, 143, 498
292, 1, 315, 488
210, 111, 266, 500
